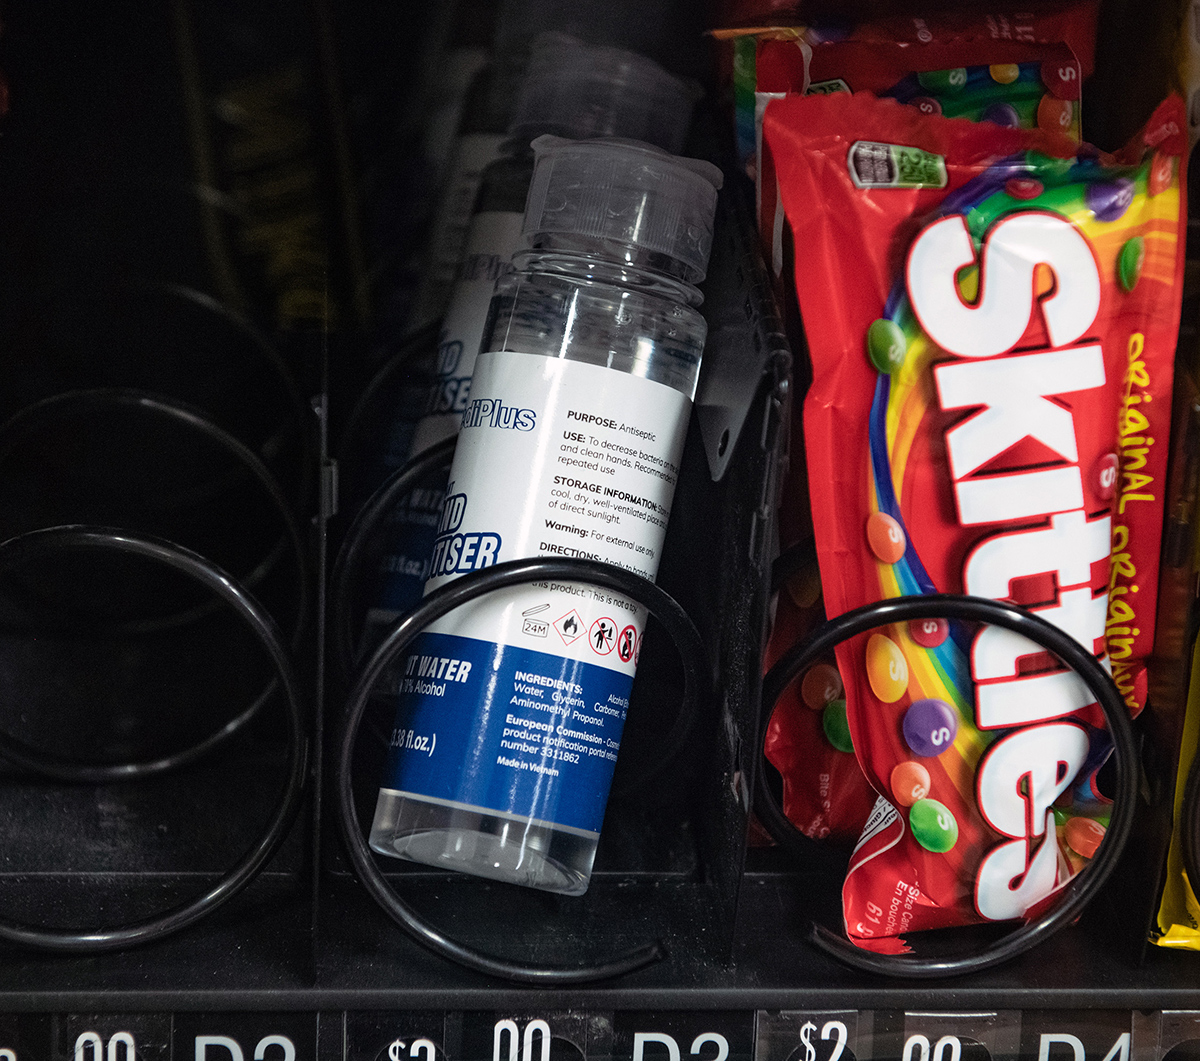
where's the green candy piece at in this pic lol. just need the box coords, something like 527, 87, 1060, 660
1118, 235, 1145, 292
867, 318, 907, 374
822, 699, 854, 753
909, 798, 959, 852
1025, 150, 1074, 180
917, 67, 968, 95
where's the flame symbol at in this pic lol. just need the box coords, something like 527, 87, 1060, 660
562, 616, 578, 635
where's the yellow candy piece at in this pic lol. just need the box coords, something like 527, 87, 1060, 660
990, 63, 1020, 84
785, 562, 823, 609
955, 264, 979, 301
866, 633, 909, 703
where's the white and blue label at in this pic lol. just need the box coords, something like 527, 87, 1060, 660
364, 210, 523, 632
408, 210, 525, 455
406, 132, 507, 334
379, 631, 631, 834
379, 350, 691, 833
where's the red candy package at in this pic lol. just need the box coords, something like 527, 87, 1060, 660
754, 4, 1098, 270
763, 91, 1186, 950
756, 3, 1099, 850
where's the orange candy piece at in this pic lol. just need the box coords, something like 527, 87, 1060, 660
866, 511, 906, 563
1064, 816, 1106, 859
1037, 94, 1074, 135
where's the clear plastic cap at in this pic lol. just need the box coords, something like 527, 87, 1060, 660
523, 136, 723, 283
494, 0, 689, 68
507, 35, 700, 156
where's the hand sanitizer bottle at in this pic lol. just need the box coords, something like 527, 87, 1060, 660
369, 136, 721, 894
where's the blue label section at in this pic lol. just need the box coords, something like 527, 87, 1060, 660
370, 462, 449, 616
380, 631, 632, 834
428, 489, 502, 578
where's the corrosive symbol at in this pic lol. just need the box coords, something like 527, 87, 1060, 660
617, 625, 637, 663
589, 617, 616, 655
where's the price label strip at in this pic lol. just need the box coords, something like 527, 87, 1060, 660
758, 1010, 1152, 1061
57, 1013, 171, 1061
872, 1010, 1020, 1061
459, 1011, 603, 1061
173, 1011, 318, 1060
345, 1010, 449, 1061
613, 1010, 756, 1061
757, 1011, 861, 1061
5, 1009, 1199, 1059
1147, 1011, 1200, 1061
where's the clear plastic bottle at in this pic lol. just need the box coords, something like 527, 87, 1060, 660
369, 136, 722, 894
403, 65, 513, 335
362, 38, 699, 637
409, 35, 699, 453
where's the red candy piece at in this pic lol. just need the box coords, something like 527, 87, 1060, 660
891, 761, 931, 807
1094, 452, 1118, 501
801, 662, 844, 710
909, 617, 949, 648
1005, 177, 1044, 200
1037, 95, 1074, 134
1149, 151, 1176, 196
909, 96, 943, 117
1064, 816, 1106, 859
1040, 58, 1082, 100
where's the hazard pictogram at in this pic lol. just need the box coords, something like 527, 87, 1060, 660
589, 617, 617, 655
617, 624, 637, 663
553, 610, 585, 645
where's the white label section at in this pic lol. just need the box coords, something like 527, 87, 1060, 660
409, 209, 525, 455
423, 350, 692, 674
407, 132, 507, 333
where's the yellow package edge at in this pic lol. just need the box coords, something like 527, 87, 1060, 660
1154, 624, 1200, 946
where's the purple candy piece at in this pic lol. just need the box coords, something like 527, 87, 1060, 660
809, 21, 853, 42
982, 102, 1020, 128
903, 698, 958, 758
1086, 178, 1135, 222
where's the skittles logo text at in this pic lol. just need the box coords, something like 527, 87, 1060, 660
908, 208, 1109, 923
429, 490, 502, 579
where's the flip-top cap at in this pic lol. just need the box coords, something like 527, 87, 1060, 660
508, 36, 699, 155
494, 0, 689, 69
523, 136, 723, 282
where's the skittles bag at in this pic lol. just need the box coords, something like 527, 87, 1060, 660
763, 90, 1186, 951
754, 3, 1099, 851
